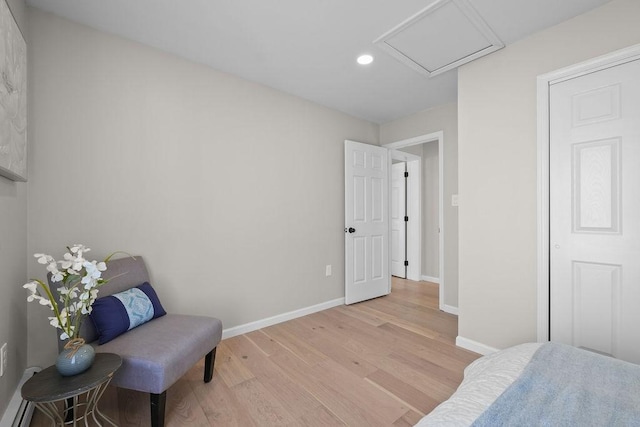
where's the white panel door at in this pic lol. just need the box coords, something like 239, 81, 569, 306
345, 140, 390, 305
391, 162, 406, 278
550, 59, 640, 363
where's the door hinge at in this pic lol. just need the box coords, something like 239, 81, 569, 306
404, 216, 409, 222
404, 172, 409, 178
404, 261, 409, 266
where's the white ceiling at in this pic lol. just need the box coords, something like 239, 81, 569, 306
25, 0, 611, 124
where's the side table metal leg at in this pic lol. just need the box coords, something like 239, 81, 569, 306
35, 402, 65, 427
88, 378, 118, 427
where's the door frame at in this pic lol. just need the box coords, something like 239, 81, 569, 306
536, 43, 640, 342
390, 150, 422, 281
383, 131, 445, 310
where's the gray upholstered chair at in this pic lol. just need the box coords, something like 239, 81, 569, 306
51, 256, 223, 427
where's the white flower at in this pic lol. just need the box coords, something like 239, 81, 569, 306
23, 281, 38, 294
49, 316, 60, 328
50, 270, 64, 283
58, 286, 78, 299
26, 293, 40, 303
46, 262, 65, 282
26, 292, 51, 307
81, 260, 104, 284
34, 253, 53, 265
69, 245, 89, 262
61, 252, 84, 272
59, 253, 73, 269
81, 304, 92, 315
70, 244, 89, 254
74, 301, 84, 312
46, 261, 58, 273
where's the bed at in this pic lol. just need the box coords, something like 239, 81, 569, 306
417, 342, 640, 426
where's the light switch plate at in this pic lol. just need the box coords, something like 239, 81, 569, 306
325, 265, 332, 276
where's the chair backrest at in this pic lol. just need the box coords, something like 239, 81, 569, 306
49, 256, 150, 349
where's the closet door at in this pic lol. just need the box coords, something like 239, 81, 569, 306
550, 59, 640, 363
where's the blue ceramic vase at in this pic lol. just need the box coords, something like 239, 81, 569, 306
56, 343, 95, 376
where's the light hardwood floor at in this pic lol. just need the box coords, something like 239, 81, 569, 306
30, 278, 479, 426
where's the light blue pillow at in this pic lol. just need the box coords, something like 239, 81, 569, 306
113, 287, 154, 329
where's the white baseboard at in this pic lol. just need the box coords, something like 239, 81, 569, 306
421, 275, 440, 284
455, 336, 499, 355
407, 273, 421, 282
442, 304, 458, 315
0, 367, 41, 427
222, 297, 345, 340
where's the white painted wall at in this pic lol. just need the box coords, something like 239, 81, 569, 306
458, 0, 640, 350
397, 145, 422, 157
380, 102, 458, 308
0, 0, 28, 420
26, 9, 378, 368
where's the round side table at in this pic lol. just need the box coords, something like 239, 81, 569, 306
21, 352, 122, 427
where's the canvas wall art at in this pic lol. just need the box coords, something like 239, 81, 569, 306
0, 0, 26, 181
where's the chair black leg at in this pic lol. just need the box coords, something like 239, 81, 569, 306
150, 391, 166, 427
204, 347, 217, 383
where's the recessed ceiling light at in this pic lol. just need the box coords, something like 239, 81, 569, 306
357, 54, 374, 65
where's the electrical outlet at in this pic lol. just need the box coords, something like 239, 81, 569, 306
325, 265, 332, 276
0, 343, 6, 377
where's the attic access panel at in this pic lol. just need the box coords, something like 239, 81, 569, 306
374, 0, 504, 78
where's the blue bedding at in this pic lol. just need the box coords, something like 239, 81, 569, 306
471, 343, 640, 426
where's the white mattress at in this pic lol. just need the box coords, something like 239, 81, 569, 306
416, 342, 543, 427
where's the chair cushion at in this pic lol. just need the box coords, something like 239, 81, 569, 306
92, 314, 223, 394
90, 282, 167, 344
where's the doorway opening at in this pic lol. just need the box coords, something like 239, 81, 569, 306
383, 132, 445, 311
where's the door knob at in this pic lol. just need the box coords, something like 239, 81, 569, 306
345, 227, 356, 233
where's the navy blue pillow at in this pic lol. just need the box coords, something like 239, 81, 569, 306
90, 282, 167, 344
